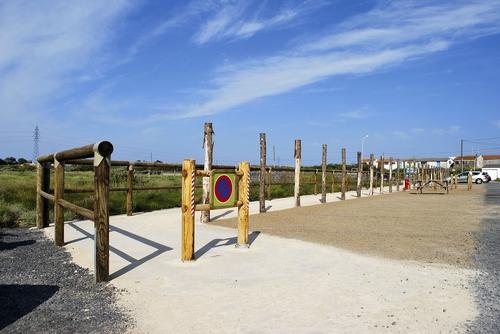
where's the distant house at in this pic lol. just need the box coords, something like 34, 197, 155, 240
482, 155, 500, 167
453, 155, 481, 169
483, 164, 500, 180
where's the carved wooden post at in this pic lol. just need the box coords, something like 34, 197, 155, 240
321, 144, 327, 203
126, 165, 134, 216
379, 155, 384, 194
294, 139, 301, 207
369, 154, 374, 195
341, 148, 347, 200
201, 123, 213, 223
389, 157, 393, 193
467, 171, 472, 191
181, 159, 196, 261
356, 151, 362, 198
54, 157, 65, 246
237, 161, 250, 247
94, 146, 111, 282
36, 162, 50, 228
259, 133, 266, 213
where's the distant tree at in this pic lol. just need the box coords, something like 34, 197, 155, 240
17, 158, 28, 164
4, 157, 17, 164
0, 159, 6, 165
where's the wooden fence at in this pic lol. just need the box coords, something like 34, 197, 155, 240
37, 141, 113, 282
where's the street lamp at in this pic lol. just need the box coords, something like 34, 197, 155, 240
361, 134, 369, 160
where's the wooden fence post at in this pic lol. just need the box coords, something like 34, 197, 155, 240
36, 162, 50, 228
294, 139, 301, 207
181, 159, 196, 261
94, 148, 111, 282
54, 157, 65, 246
341, 148, 347, 200
321, 144, 327, 203
331, 171, 335, 193
379, 155, 384, 194
267, 168, 272, 200
396, 160, 400, 191
237, 161, 250, 247
259, 133, 266, 213
369, 154, 374, 195
126, 165, 134, 216
389, 157, 393, 193
467, 171, 472, 191
314, 170, 318, 195
356, 151, 362, 198
201, 123, 213, 223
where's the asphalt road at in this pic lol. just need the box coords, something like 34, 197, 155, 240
467, 182, 500, 333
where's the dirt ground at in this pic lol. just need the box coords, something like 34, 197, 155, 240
210, 185, 485, 268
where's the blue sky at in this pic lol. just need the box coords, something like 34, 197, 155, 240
1, 0, 500, 165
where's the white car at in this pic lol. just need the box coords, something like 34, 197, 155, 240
447, 171, 488, 184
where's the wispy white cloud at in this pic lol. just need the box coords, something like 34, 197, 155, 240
494, 120, 500, 129
432, 125, 461, 135
193, 1, 323, 44
158, 0, 500, 120
0, 0, 131, 125
411, 128, 425, 134
339, 110, 369, 119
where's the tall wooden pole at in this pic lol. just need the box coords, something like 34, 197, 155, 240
369, 154, 374, 195
341, 148, 347, 200
294, 139, 301, 207
321, 144, 327, 203
389, 157, 393, 193
356, 151, 362, 198
201, 123, 213, 223
314, 170, 318, 195
181, 159, 196, 261
54, 157, 65, 246
396, 160, 400, 192
379, 155, 384, 194
259, 133, 266, 213
126, 165, 134, 216
237, 161, 250, 247
36, 162, 50, 229
94, 149, 111, 283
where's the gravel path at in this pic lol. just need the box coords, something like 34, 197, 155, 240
0, 228, 131, 333
211, 185, 485, 267
467, 182, 500, 333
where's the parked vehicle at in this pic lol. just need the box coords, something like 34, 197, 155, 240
482, 171, 492, 182
447, 171, 488, 184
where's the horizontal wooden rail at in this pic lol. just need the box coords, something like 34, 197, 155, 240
57, 198, 94, 220
39, 190, 55, 202
38, 141, 113, 163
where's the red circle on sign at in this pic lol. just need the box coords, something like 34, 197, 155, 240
215, 175, 232, 202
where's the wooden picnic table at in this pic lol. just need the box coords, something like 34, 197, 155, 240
415, 179, 449, 194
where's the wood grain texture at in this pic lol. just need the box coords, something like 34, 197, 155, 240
237, 161, 250, 246
321, 144, 327, 203
181, 159, 195, 261
259, 133, 266, 213
94, 156, 110, 282
202, 123, 213, 223
341, 148, 346, 200
54, 159, 65, 246
294, 139, 301, 207
356, 151, 362, 198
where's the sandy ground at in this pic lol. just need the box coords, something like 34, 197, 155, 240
39, 184, 485, 333
211, 185, 485, 268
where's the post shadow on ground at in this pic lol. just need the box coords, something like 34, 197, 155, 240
210, 209, 234, 221
67, 222, 172, 280
194, 231, 261, 259
0, 239, 36, 251
0, 284, 59, 330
